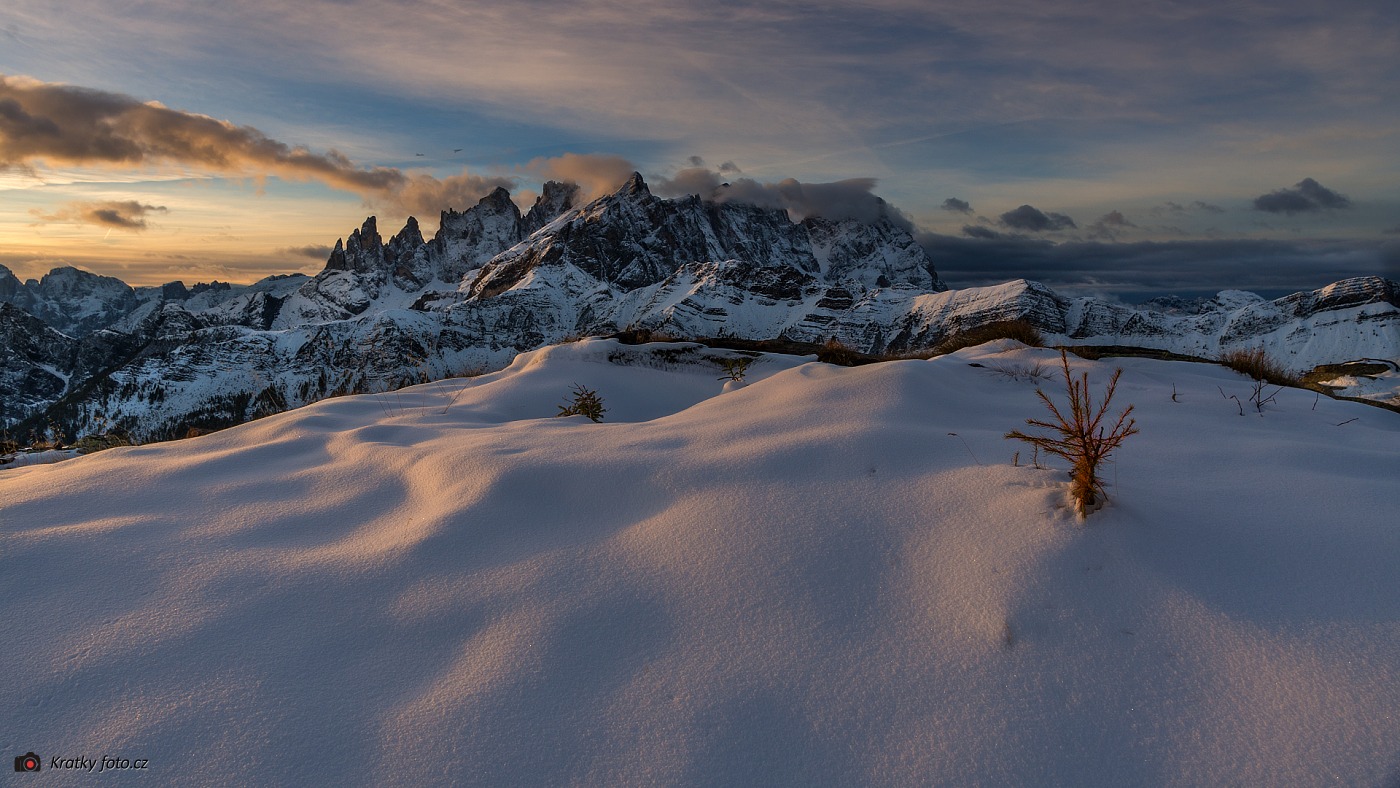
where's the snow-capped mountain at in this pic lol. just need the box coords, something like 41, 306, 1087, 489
2, 173, 1396, 442
0, 264, 142, 336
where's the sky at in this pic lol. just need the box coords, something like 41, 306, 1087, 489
1, 0, 1398, 299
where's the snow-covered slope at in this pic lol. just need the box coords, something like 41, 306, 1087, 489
2, 339, 1397, 785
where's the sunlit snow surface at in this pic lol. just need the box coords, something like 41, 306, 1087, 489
3, 339, 1398, 786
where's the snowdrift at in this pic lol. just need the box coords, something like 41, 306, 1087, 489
3, 339, 1398, 785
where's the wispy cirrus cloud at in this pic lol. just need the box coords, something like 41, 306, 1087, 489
29, 199, 167, 230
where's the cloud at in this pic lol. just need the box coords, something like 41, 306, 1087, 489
281, 244, 333, 259
1086, 209, 1137, 240
1384, 242, 1400, 281
1098, 210, 1134, 228
0, 75, 540, 225
0, 75, 518, 219
1253, 178, 1353, 214
524, 153, 638, 201
653, 163, 912, 229
941, 197, 973, 214
30, 199, 167, 230
999, 204, 1076, 232
393, 171, 516, 216
1384, 225, 1400, 235
0, 76, 410, 191
1154, 201, 1226, 216
917, 231, 1393, 299
961, 225, 1002, 240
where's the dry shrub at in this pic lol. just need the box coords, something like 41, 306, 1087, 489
557, 384, 606, 422
817, 337, 860, 365
73, 432, 132, 454
935, 320, 1043, 354
1217, 347, 1297, 386
985, 360, 1052, 383
1006, 350, 1139, 518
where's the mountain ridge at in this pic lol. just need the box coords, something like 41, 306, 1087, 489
2, 173, 1396, 441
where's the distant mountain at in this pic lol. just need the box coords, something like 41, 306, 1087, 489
1, 173, 1396, 442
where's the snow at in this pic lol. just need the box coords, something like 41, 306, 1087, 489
2, 339, 1398, 785
0, 449, 80, 469
1319, 366, 1400, 407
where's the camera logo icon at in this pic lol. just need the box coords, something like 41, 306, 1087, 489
14, 752, 41, 772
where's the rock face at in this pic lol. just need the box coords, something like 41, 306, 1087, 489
0, 264, 141, 336
2, 173, 1396, 442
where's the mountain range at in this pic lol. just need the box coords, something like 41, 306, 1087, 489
3, 173, 1397, 441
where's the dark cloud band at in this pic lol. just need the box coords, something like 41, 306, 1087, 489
919, 231, 1393, 299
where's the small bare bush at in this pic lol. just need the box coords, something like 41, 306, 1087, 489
716, 357, 754, 382
985, 360, 1052, 383
557, 384, 606, 422
1006, 350, 1138, 518
1218, 347, 1297, 386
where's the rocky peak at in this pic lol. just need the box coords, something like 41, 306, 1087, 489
471, 176, 822, 297
524, 181, 580, 233
352, 217, 382, 253
161, 281, 191, 300
0, 264, 19, 300
326, 217, 387, 275
620, 171, 650, 197
37, 265, 131, 298
0, 265, 139, 336
388, 216, 425, 255
803, 215, 945, 291
478, 186, 516, 212
426, 189, 529, 283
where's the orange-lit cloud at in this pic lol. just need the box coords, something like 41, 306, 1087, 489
0, 76, 402, 190
0, 75, 513, 216
395, 170, 516, 216
524, 153, 637, 200
29, 199, 168, 230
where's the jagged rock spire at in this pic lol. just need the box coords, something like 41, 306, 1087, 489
620, 171, 649, 197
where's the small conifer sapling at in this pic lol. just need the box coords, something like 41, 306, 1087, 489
1006, 350, 1138, 517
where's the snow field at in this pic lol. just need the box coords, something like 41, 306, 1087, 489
2, 338, 1397, 785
